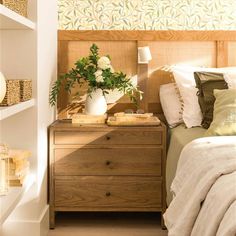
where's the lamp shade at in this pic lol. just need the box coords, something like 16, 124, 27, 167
138, 46, 152, 64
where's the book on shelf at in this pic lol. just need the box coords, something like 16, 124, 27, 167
9, 150, 31, 162
7, 149, 31, 187
8, 171, 28, 187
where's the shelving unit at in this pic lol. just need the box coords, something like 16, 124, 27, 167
0, 99, 35, 120
0, 175, 35, 225
0, 1, 56, 235
0, 4, 36, 228
0, 187, 24, 225
0, 4, 35, 30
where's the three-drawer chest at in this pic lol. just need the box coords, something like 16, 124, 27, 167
48, 120, 167, 228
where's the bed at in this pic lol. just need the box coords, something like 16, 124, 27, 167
164, 135, 236, 236
166, 125, 205, 205
161, 61, 236, 234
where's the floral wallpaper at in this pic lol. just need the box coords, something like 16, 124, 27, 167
58, 0, 236, 30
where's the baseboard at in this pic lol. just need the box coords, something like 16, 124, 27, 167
1, 205, 49, 236
40, 205, 50, 236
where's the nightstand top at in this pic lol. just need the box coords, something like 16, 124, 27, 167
49, 119, 166, 132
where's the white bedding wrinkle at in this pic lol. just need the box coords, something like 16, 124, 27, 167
216, 200, 236, 236
191, 172, 236, 236
163, 136, 236, 236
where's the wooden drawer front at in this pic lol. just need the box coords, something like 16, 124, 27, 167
54, 148, 162, 176
55, 176, 162, 208
54, 130, 162, 145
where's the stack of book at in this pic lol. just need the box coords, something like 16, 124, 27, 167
7, 150, 31, 187
107, 112, 161, 126
72, 113, 107, 124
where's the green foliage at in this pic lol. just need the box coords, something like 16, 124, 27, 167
49, 44, 142, 106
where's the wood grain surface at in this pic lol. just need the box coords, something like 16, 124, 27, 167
54, 130, 162, 145
55, 176, 162, 208
216, 41, 228, 67
54, 147, 162, 176
59, 30, 236, 41
57, 30, 236, 117
48, 121, 167, 228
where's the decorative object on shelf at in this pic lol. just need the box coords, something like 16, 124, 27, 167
0, 0, 28, 17
7, 149, 31, 187
50, 44, 142, 115
20, 80, 32, 102
0, 80, 20, 106
107, 112, 160, 126
0, 72, 6, 103
72, 113, 107, 124
0, 144, 9, 196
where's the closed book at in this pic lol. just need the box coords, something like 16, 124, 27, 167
72, 113, 107, 124
9, 149, 31, 162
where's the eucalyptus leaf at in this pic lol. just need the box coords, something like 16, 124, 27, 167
49, 44, 142, 107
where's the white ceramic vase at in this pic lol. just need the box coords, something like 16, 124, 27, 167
0, 72, 6, 103
85, 89, 107, 115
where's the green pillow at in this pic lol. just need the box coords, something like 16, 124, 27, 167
205, 89, 236, 136
194, 72, 228, 129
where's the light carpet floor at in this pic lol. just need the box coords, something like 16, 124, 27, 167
48, 212, 168, 236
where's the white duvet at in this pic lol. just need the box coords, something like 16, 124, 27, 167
164, 136, 236, 236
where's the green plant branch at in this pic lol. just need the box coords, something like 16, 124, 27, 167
49, 43, 142, 107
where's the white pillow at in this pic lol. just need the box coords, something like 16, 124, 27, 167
160, 83, 183, 127
171, 65, 236, 128
172, 65, 205, 128
223, 70, 236, 88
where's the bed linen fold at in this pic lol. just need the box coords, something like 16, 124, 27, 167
164, 136, 236, 236
216, 200, 236, 236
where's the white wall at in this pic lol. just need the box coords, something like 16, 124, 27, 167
36, 0, 57, 220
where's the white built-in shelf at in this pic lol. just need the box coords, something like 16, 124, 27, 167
0, 4, 35, 30
0, 99, 35, 121
0, 175, 34, 225
0, 187, 25, 225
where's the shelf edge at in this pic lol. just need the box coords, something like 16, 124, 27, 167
0, 99, 36, 121
0, 4, 36, 30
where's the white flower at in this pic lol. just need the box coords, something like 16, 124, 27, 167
96, 75, 104, 83
94, 70, 104, 83
98, 56, 111, 70
95, 70, 102, 77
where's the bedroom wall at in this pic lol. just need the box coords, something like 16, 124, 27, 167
58, 0, 236, 30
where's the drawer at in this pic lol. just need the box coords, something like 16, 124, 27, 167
54, 148, 162, 176
54, 130, 162, 145
55, 176, 162, 208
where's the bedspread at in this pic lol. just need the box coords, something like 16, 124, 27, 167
164, 136, 236, 236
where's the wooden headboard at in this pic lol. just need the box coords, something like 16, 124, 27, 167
58, 30, 236, 119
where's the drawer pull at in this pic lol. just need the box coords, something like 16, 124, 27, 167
106, 161, 111, 166
106, 191, 111, 197
106, 136, 111, 140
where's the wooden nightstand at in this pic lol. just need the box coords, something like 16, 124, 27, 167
48, 119, 167, 228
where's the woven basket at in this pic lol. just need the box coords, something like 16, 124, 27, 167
20, 80, 32, 102
0, 0, 28, 17
0, 80, 20, 106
